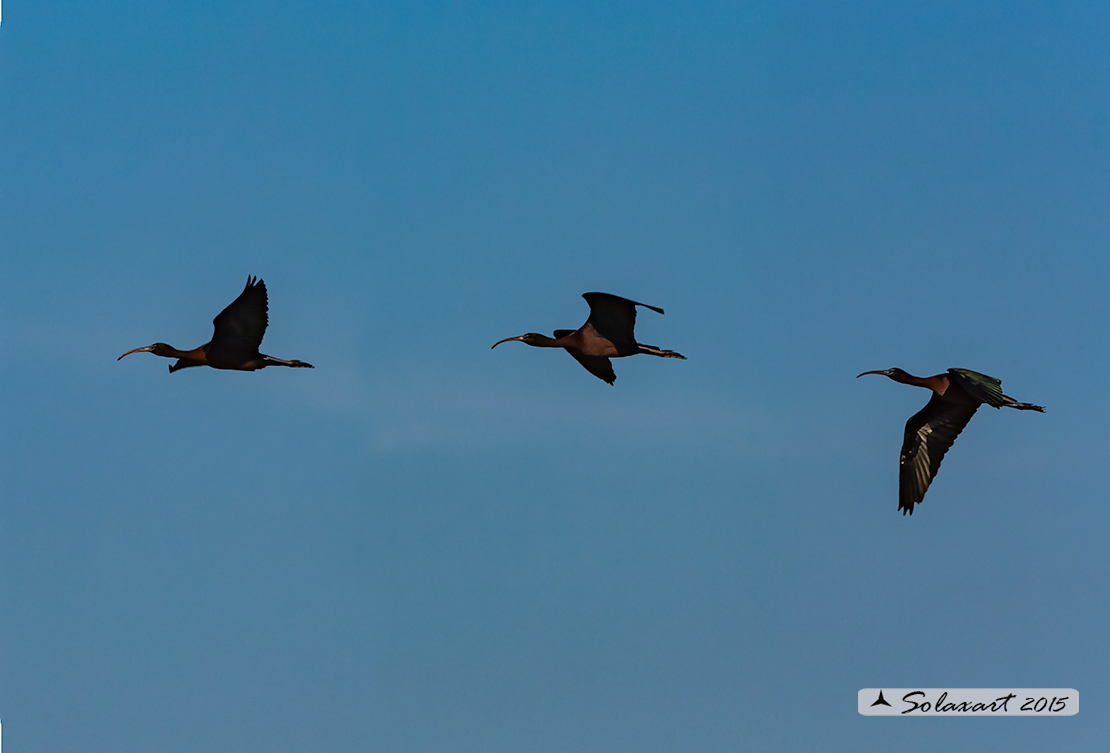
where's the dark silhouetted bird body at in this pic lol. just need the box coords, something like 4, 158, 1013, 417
492, 292, 685, 384
857, 367, 1043, 515
119, 276, 314, 373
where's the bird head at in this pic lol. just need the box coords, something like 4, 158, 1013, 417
491, 333, 541, 349
857, 367, 901, 379
118, 343, 171, 360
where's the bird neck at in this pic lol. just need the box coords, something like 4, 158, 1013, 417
527, 334, 568, 348
891, 370, 947, 393
160, 343, 208, 361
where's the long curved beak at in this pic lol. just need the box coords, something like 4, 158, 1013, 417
491, 336, 525, 349
118, 345, 155, 360
856, 370, 885, 378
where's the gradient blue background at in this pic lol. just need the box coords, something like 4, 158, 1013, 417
3, 1, 1108, 750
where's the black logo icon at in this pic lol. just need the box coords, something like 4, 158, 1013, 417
871, 690, 892, 707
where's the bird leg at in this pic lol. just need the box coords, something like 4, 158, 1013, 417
261, 355, 314, 368
636, 343, 687, 359
1002, 397, 1045, 412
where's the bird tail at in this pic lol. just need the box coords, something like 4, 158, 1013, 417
636, 343, 686, 359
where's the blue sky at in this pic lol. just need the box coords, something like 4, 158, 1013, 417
3, 1, 1109, 750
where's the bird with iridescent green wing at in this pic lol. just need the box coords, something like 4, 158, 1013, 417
857, 368, 1044, 515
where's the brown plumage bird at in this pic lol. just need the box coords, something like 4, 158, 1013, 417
857, 367, 1044, 515
119, 276, 314, 373
492, 292, 685, 384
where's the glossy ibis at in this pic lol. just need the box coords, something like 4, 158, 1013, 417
492, 292, 685, 384
119, 276, 314, 373
857, 367, 1043, 515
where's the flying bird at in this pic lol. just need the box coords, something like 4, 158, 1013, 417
119, 276, 314, 373
857, 367, 1043, 515
492, 292, 685, 384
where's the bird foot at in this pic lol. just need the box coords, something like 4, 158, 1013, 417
638, 345, 687, 359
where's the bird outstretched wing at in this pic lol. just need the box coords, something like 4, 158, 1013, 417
899, 394, 979, 515
581, 292, 663, 346
947, 368, 1006, 408
566, 350, 617, 385
554, 330, 617, 384
211, 276, 269, 351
